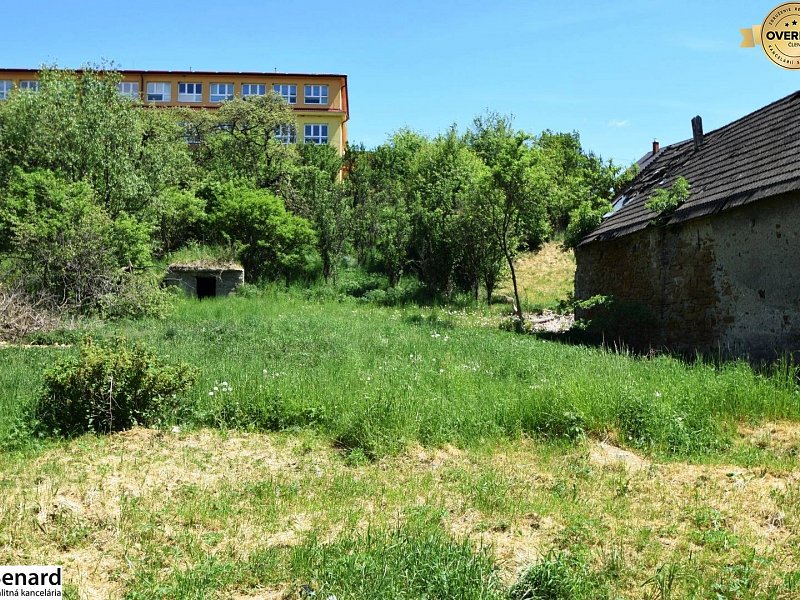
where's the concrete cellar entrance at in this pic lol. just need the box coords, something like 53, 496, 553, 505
196, 276, 217, 300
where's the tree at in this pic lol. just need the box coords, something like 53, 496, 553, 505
0, 66, 191, 215
6, 170, 151, 312
182, 93, 297, 189
410, 127, 488, 297
291, 144, 350, 283
468, 114, 550, 319
208, 184, 316, 282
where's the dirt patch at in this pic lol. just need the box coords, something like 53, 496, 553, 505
589, 442, 650, 472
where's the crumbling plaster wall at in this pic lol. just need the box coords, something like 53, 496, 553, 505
574, 194, 800, 358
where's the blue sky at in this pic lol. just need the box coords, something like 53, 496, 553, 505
4, 1, 796, 165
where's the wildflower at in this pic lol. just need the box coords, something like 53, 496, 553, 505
171, 426, 181, 434
209, 391, 214, 396
213, 386, 219, 391
655, 391, 662, 398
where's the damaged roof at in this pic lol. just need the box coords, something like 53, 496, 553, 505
581, 90, 800, 245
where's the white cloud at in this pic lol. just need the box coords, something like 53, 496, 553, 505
607, 119, 631, 128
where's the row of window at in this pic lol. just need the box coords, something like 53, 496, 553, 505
134, 82, 328, 105
0, 79, 37, 98
185, 123, 328, 145
0, 79, 330, 105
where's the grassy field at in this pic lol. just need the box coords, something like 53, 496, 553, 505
1, 253, 800, 598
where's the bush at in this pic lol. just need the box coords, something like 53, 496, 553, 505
563, 199, 611, 249
645, 176, 690, 217
33, 336, 198, 436
208, 184, 317, 282
4, 170, 153, 314
98, 271, 175, 320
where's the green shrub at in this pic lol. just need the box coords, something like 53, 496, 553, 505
645, 176, 690, 217
563, 199, 611, 249
99, 271, 175, 320
207, 184, 317, 282
34, 336, 198, 436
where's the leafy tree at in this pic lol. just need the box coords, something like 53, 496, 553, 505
208, 184, 317, 282
182, 94, 296, 189
410, 127, 488, 297
563, 198, 612, 249
146, 187, 207, 256
468, 114, 549, 318
345, 133, 423, 285
6, 170, 151, 312
288, 144, 350, 283
0, 66, 191, 215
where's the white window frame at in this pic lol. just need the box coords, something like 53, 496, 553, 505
146, 82, 171, 102
304, 124, 328, 145
210, 82, 234, 103
303, 84, 328, 105
117, 82, 140, 99
178, 82, 203, 103
242, 83, 266, 98
19, 80, 39, 92
0, 80, 12, 100
273, 84, 297, 104
275, 124, 296, 144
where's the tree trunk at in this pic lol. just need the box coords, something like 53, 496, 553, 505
505, 249, 523, 320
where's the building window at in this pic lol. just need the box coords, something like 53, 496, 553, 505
19, 80, 39, 92
0, 80, 12, 100
178, 82, 203, 103
273, 84, 297, 104
146, 82, 171, 102
275, 124, 296, 144
117, 82, 140, 99
242, 83, 266, 97
304, 124, 328, 144
210, 83, 234, 103
304, 84, 328, 104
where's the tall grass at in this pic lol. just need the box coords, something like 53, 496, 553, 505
2, 290, 798, 456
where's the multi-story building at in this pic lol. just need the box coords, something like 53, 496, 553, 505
0, 68, 350, 155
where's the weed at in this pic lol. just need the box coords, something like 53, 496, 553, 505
291, 510, 504, 599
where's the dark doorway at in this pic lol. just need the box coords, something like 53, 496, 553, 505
196, 276, 217, 299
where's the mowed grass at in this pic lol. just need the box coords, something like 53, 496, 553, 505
2, 428, 800, 598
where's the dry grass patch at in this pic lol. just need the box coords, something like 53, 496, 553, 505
497, 242, 575, 308
1, 429, 800, 597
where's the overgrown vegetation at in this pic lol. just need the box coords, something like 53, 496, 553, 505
0, 66, 632, 338
645, 176, 691, 217
32, 336, 197, 436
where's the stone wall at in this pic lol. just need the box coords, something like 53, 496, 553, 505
574, 193, 800, 359
164, 268, 244, 297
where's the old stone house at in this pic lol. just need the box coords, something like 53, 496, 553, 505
575, 91, 800, 359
